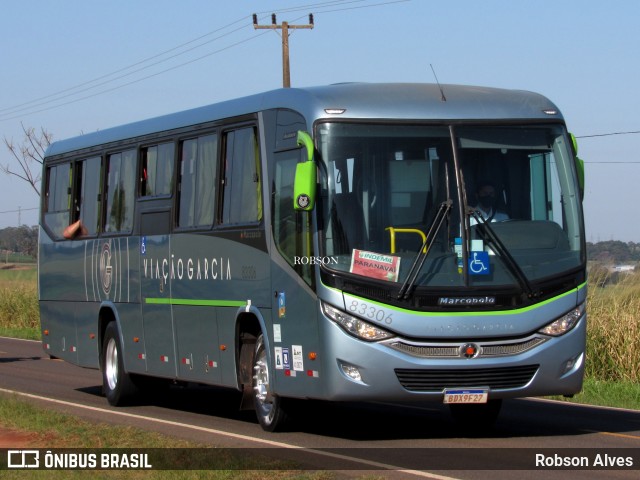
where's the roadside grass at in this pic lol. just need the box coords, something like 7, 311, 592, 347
0, 394, 340, 480
0, 280, 39, 340
584, 272, 640, 383
549, 378, 640, 410
0, 263, 37, 283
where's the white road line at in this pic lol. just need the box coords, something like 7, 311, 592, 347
526, 397, 640, 415
0, 336, 40, 343
0, 387, 458, 479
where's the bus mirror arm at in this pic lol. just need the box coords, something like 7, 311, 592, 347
575, 156, 585, 202
570, 133, 585, 202
293, 131, 317, 211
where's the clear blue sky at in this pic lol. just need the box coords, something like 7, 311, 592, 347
1, 0, 638, 241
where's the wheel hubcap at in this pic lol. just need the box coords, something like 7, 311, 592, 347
105, 338, 118, 391
253, 348, 273, 416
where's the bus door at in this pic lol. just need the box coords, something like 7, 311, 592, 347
171, 134, 222, 385
139, 211, 176, 378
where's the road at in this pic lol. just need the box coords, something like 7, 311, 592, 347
1, 336, 639, 479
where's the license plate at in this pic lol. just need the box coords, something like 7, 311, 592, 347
443, 388, 489, 404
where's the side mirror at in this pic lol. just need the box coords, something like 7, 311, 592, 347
293, 131, 317, 211
570, 133, 585, 201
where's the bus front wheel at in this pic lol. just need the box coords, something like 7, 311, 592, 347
102, 322, 137, 406
252, 334, 289, 431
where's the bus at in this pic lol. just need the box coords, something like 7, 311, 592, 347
39, 83, 586, 431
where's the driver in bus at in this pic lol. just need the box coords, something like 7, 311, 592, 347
472, 181, 509, 223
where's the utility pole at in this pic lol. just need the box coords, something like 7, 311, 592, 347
253, 13, 314, 88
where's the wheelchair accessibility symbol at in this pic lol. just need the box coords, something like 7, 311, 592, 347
469, 251, 490, 275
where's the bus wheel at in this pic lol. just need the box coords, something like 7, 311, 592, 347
102, 322, 137, 406
449, 399, 502, 428
252, 334, 289, 431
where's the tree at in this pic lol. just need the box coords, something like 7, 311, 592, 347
587, 240, 634, 264
2, 123, 52, 196
0, 225, 38, 260
17, 225, 38, 258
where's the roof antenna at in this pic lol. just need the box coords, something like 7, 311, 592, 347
430, 64, 447, 102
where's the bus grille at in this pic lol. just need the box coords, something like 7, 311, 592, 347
387, 337, 546, 358
394, 365, 539, 392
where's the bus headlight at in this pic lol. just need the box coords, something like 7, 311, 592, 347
538, 303, 585, 337
322, 302, 395, 341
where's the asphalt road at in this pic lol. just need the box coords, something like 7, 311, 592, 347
1, 336, 639, 479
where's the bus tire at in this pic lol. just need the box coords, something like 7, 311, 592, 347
449, 399, 502, 428
252, 333, 289, 431
102, 322, 137, 406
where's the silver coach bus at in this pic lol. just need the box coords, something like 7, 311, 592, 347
39, 83, 586, 431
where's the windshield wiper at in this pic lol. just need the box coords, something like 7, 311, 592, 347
469, 208, 537, 299
397, 199, 452, 300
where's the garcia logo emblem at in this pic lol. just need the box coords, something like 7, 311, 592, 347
85, 238, 130, 302
296, 194, 310, 209
100, 242, 113, 296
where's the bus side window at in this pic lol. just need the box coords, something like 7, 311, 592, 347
44, 162, 72, 239
177, 134, 217, 228
141, 143, 174, 197
104, 150, 136, 233
78, 156, 102, 236
221, 127, 262, 225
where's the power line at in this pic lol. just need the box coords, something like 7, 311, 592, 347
302, 0, 410, 14
575, 130, 640, 138
577, 130, 640, 163
0, 1, 408, 122
0, 207, 38, 215
0, 18, 252, 120
259, 0, 408, 15
0, 29, 274, 122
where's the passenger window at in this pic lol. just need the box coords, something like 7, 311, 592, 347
44, 163, 72, 238
141, 143, 174, 197
104, 150, 136, 233
178, 134, 218, 228
77, 156, 101, 236
221, 127, 262, 224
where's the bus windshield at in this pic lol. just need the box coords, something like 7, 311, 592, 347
317, 122, 584, 293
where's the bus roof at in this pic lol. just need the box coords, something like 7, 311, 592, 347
45, 83, 563, 157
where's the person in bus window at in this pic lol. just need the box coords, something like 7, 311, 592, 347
473, 181, 509, 223
63, 219, 88, 239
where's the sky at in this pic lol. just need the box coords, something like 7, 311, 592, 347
1, 0, 639, 242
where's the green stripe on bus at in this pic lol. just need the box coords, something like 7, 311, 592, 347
145, 298, 246, 307
329, 282, 587, 317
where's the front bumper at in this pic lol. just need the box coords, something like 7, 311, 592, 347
316, 310, 585, 403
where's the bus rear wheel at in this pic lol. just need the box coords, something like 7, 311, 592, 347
102, 322, 137, 406
252, 334, 289, 431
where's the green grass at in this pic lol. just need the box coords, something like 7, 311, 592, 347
1, 253, 36, 264
0, 263, 37, 280
585, 273, 640, 383
549, 378, 640, 410
0, 268, 39, 339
